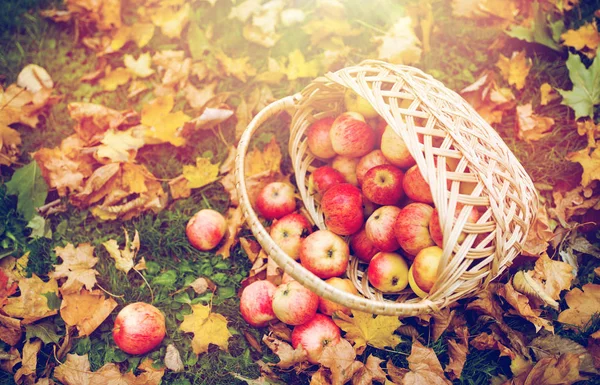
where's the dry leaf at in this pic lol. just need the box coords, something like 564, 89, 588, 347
182, 108, 234, 133
403, 340, 452, 385
531, 334, 597, 374
150, 3, 190, 39
165, 344, 184, 372
318, 338, 364, 385
461, 72, 516, 125
531, 253, 574, 300
124, 53, 155, 78
523, 353, 584, 385
189, 277, 212, 294
431, 308, 455, 342
577, 120, 600, 149
0, 347, 21, 373
540, 83, 558, 106
496, 51, 532, 90
99, 67, 131, 91
466, 283, 504, 320
561, 21, 600, 58
262, 335, 309, 369
184, 81, 217, 110
183, 157, 220, 189
141, 95, 190, 147
179, 303, 231, 355
0, 269, 18, 307
498, 281, 554, 333
566, 145, 600, 187
60, 288, 117, 336
109, 23, 155, 51
0, 314, 22, 346
387, 359, 408, 384
245, 137, 282, 177
522, 205, 555, 256
558, 284, 600, 328
549, 185, 600, 227
471, 332, 515, 359
516, 104, 555, 142
14, 339, 42, 384
3, 274, 59, 324
102, 229, 141, 274
445, 327, 469, 380
513, 270, 559, 309
67, 102, 130, 144
334, 310, 402, 353
216, 51, 257, 83
352, 354, 387, 385
17, 64, 53, 93
373, 17, 422, 65
284, 49, 320, 80
96, 127, 145, 163
51, 243, 98, 293
215, 206, 244, 258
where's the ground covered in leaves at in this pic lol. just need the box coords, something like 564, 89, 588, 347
1, 0, 600, 384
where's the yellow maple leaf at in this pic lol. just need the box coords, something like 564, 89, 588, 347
373, 17, 422, 65
216, 51, 257, 83
50, 243, 99, 293
179, 303, 231, 355
245, 136, 282, 177
110, 23, 155, 51
561, 21, 600, 57
141, 95, 190, 147
59, 288, 117, 336
102, 229, 140, 273
3, 274, 59, 324
285, 49, 320, 81
496, 50, 532, 90
182, 157, 220, 189
566, 145, 600, 187
99, 67, 131, 91
124, 53, 155, 78
150, 3, 190, 39
96, 128, 145, 163
540, 83, 557, 106
334, 310, 402, 352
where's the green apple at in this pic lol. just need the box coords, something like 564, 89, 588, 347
344, 89, 378, 118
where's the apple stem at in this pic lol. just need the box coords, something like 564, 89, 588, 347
134, 267, 155, 303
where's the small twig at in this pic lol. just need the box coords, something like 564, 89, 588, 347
96, 283, 125, 298
37, 199, 61, 215
134, 268, 154, 303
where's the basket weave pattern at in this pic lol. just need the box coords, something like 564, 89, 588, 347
236, 61, 538, 316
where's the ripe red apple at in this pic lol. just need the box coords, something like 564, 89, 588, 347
306, 117, 336, 159
362, 196, 379, 218
292, 314, 341, 363
299, 230, 349, 279
318, 277, 358, 316
272, 281, 319, 325
321, 183, 364, 235
394, 203, 435, 256
380, 126, 416, 169
256, 182, 296, 220
186, 209, 227, 251
367, 252, 409, 293
349, 228, 379, 263
309, 166, 346, 195
356, 150, 390, 186
331, 155, 359, 186
403, 165, 434, 204
329, 112, 376, 157
362, 165, 405, 206
429, 204, 480, 247
344, 89, 378, 118
366, 206, 401, 252
113, 302, 166, 355
270, 213, 312, 260
410, 246, 443, 294
240, 280, 277, 327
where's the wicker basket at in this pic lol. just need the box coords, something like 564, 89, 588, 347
235, 60, 538, 316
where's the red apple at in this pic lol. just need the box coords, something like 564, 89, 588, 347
186, 209, 227, 251
256, 182, 296, 220
331, 155, 359, 186
403, 165, 434, 204
362, 196, 379, 218
307, 117, 336, 159
362, 165, 405, 205
309, 166, 346, 195
349, 228, 379, 263
394, 203, 435, 256
299, 230, 349, 279
380, 125, 416, 169
410, 246, 443, 294
318, 277, 358, 316
240, 280, 277, 327
367, 252, 409, 293
366, 206, 401, 252
113, 302, 166, 355
329, 112, 376, 157
292, 314, 341, 363
429, 204, 480, 247
321, 183, 364, 235
272, 281, 319, 325
270, 213, 313, 260
356, 150, 390, 185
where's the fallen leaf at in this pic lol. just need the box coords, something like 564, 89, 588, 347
128, 80, 148, 98
17, 64, 53, 93
0, 269, 18, 307
334, 310, 402, 353
152, 50, 191, 88
558, 284, 600, 328
3, 274, 59, 324
262, 335, 309, 369
124, 53, 155, 78
558, 47, 600, 119
445, 327, 469, 380
110, 23, 155, 51
523, 353, 584, 385
386, 359, 408, 384
228, 0, 262, 23
165, 344, 184, 372
0, 314, 22, 346
0, 347, 21, 373
141, 95, 190, 147
402, 340, 452, 385
25, 321, 61, 345
215, 206, 244, 258
505, 1, 562, 51
284, 49, 320, 80
96, 127, 145, 163
531, 253, 574, 300
183, 157, 220, 189
184, 81, 217, 110
470, 332, 515, 359
522, 205, 555, 257
150, 3, 190, 39
352, 354, 387, 385
512, 270, 559, 310
540, 83, 558, 106
5, 160, 48, 221
179, 303, 231, 355
60, 288, 117, 336
466, 283, 504, 320
103, 229, 141, 274
245, 137, 282, 177
498, 281, 554, 333
561, 21, 600, 58
14, 339, 42, 384
549, 185, 600, 226
566, 145, 600, 187
576, 120, 600, 149
461, 72, 516, 125
496, 51, 532, 90
431, 308, 455, 342
216, 51, 257, 83
99, 67, 131, 91
67, 102, 131, 144
531, 334, 597, 374
318, 338, 364, 385
50, 243, 98, 293
182, 108, 234, 133
373, 17, 422, 65
516, 104, 555, 142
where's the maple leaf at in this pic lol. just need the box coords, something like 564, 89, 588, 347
352, 355, 387, 385
183, 157, 220, 188
179, 303, 231, 355
0, 346, 21, 373
496, 51, 532, 90
184, 81, 217, 110
99, 67, 131, 91
95, 127, 145, 163
110, 23, 155, 51
576, 120, 600, 149
445, 327, 469, 380
561, 21, 600, 58
505, 1, 562, 51
14, 339, 42, 384
141, 95, 190, 147
150, 3, 190, 39
531, 253, 574, 300
522, 353, 584, 385
0, 314, 22, 346
302, 17, 361, 47
3, 274, 59, 324
245, 137, 282, 177
50, 243, 98, 293
67, 102, 130, 144
285, 49, 320, 81
558, 283, 600, 328
334, 310, 402, 352
152, 50, 192, 88
540, 83, 559, 106
516, 103, 555, 142
373, 17, 422, 65
470, 332, 515, 359
498, 281, 554, 333
402, 340, 452, 385
558, 47, 600, 119
262, 335, 309, 369
318, 338, 364, 385
124, 53, 155, 78
102, 229, 140, 273
566, 145, 600, 187
216, 51, 257, 83
461, 72, 515, 125
215, 206, 244, 258
59, 288, 117, 336
549, 185, 600, 226
522, 205, 555, 257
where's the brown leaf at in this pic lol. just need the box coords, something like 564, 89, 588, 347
0, 269, 18, 307
558, 284, 600, 328
497, 281, 554, 333
588, 331, 600, 370
352, 355, 387, 385
522, 205, 555, 257
461, 71, 515, 125
402, 340, 452, 385
14, 339, 42, 384
549, 185, 600, 227
318, 338, 364, 385
164, 344, 184, 373
531, 334, 597, 374
51, 243, 98, 293
0, 347, 21, 373
531, 253, 574, 300
215, 206, 244, 258
268, 322, 293, 343
523, 353, 584, 385
387, 359, 408, 384
516, 104, 555, 142
470, 332, 515, 359
67, 102, 131, 144
431, 308, 455, 342
445, 326, 469, 380
184, 81, 217, 110
466, 283, 504, 320
310, 368, 331, 385
2, 274, 59, 324
262, 335, 308, 369
0, 314, 22, 346
189, 277, 212, 294
59, 288, 117, 336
